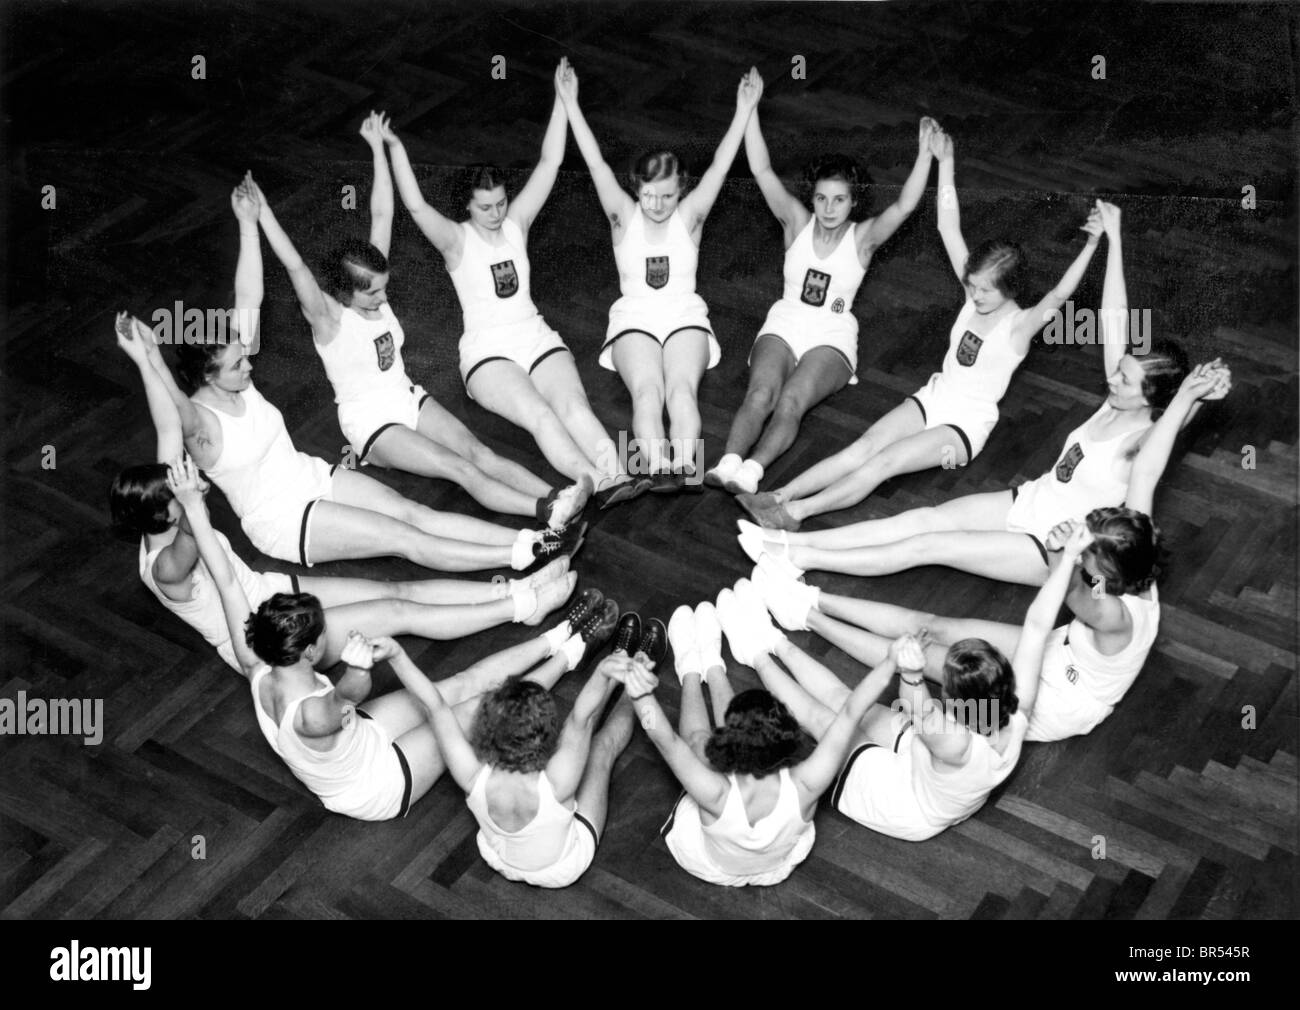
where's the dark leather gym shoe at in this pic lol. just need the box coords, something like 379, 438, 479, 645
612, 612, 641, 655
635, 617, 668, 669
561, 588, 604, 632
536, 475, 594, 530
575, 599, 621, 665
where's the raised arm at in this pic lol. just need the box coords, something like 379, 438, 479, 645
360, 112, 395, 258
1126, 362, 1231, 514
381, 637, 483, 790
383, 122, 463, 258
167, 457, 261, 678
116, 313, 183, 462
857, 117, 937, 258
1013, 206, 1103, 351
931, 129, 968, 280
295, 633, 380, 739
679, 67, 763, 234
546, 655, 623, 798
508, 67, 569, 234
248, 176, 335, 333
621, 664, 731, 816
230, 175, 264, 349
791, 642, 905, 812
1011, 526, 1091, 717
1096, 200, 1127, 377
744, 106, 808, 244
552, 59, 634, 228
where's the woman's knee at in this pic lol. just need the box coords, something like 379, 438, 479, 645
773, 390, 812, 422
741, 382, 781, 414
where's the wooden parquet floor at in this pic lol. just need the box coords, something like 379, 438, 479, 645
1, 0, 1296, 919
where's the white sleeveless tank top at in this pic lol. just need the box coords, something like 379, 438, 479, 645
467, 767, 578, 872
701, 769, 814, 876
314, 302, 410, 406
935, 298, 1030, 407
447, 219, 539, 333
139, 529, 265, 653
779, 219, 867, 318
1058, 586, 1161, 708
1008, 404, 1144, 539
250, 665, 396, 821
200, 384, 325, 521
910, 711, 1027, 828
614, 206, 699, 298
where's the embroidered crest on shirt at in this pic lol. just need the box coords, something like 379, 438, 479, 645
645, 256, 669, 290
831, 297, 846, 314
491, 261, 519, 298
956, 330, 984, 366
373, 332, 395, 371
1055, 442, 1085, 483
800, 269, 830, 307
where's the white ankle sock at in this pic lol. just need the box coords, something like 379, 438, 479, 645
511, 587, 537, 623
510, 529, 535, 570
542, 622, 571, 656
560, 633, 586, 671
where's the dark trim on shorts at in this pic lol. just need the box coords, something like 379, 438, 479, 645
391, 742, 414, 818
416, 390, 432, 411
662, 324, 714, 345
660, 789, 689, 838
359, 421, 401, 462
464, 355, 511, 388
290, 573, 301, 594
528, 345, 571, 373
355, 710, 415, 819
906, 394, 927, 423
831, 744, 876, 809
1024, 532, 1049, 567
893, 724, 909, 753
574, 810, 599, 846
298, 499, 321, 567
1010, 483, 1021, 502
603, 328, 658, 355
942, 423, 974, 463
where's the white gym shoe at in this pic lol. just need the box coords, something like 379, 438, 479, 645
733, 578, 784, 658
753, 562, 819, 631
724, 458, 764, 495
704, 453, 743, 489
694, 600, 723, 677
667, 605, 701, 684
715, 588, 754, 667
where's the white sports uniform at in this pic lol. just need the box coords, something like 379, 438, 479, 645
1006, 404, 1145, 559
1028, 586, 1161, 742
909, 297, 1030, 460
314, 302, 430, 462
831, 709, 1028, 841
599, 206, 720, 370
139, 529, 294, 671
250, 665, 413, 822
466, 766, 598, 888
752, 218, 867, 383
661, 769, 815, 887
449, 219, 569, 392
200, 383, 336, 566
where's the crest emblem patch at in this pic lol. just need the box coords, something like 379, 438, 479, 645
491, 261, 519, 298
373, 331, 395, 371
1055, 442, 1085, 483
831, 298, 846, 314
645, 256, 670, 290
800, 269, 830, 307
956, 330, 983, 366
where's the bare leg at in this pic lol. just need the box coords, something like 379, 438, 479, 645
366, 424, 539, 517
414, 396, 551, 498
661, 329, 710, 470
776, 399, 924, 502
469, 360, 606, 485
679, 672, 713, 754
318, 597, 516, 665
723, 335, 794, 457
747, 347, 851, 469
305, 500, 513, 571
612, 333, 667, 472
788, 529, 1049, 586
574, 692, 636, 837
772, 637, 852, 711
783, 489, 1014, 549
297, 573, 500, 608
751, 652, 837, 740
789, 426, 968, 522
530, 351, 623, 482
329, 468, 521, 545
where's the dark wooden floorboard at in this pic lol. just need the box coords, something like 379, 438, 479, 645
1, 0, 1296, 919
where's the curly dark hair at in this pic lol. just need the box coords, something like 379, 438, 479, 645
629, 150, 688, 193
327, 239, 390, 305
245, 593, 326, 667
109, 462, 173, 537
704, 689, 813, 776
174, 330, 237, 393
1084, 507, 1162, 595
963, 239, 1030, 302
470, 679, 560, 773
942, 640, 1018, 730
801, 154, 865, 215
1134, 339, 1190, 420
